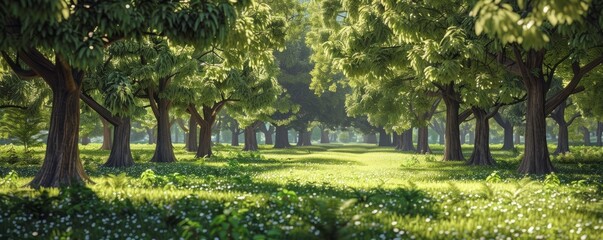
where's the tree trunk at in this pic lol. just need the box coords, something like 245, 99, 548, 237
460, 130, 466, 144
580, 126, 590, 146
494, 113, 515, 150
468, 108, 495, 166
100, 118, 112, 150
29, 66, 90, 188
442, 94, 464, 161
364, 132, 378, 144
397, 129, 415, 151
297, 128, 312, 146
243, 125, 259, 151
416, 126, 431, 154
81, 136, 90, 145
320, 128, 330, 144
274, 125, 291, 148
146, 128, 156, 144
231, 128, 240, 146
519, 79, 554, 174
551, 101, 570, 155
378, 128, 392, 146
597, 122, 602, 146
104, 117, 134, 167
468, 131, 475, 144
514, 128, 521, 144
150, 99, 176, 163
186, 115, 198, 152
392, 132, 400, 147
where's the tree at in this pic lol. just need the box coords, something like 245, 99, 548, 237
472, 0, 603, 174
0, 1, 249, 187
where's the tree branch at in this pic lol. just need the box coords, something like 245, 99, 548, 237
0, 51, 39, 80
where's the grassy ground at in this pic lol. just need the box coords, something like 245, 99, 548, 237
0, 143, 601, 239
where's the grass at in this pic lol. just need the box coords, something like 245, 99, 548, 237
0, 143, 602, 239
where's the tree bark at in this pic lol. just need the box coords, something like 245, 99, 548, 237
146, 127, 156, 144
150, 96, 176, 163
378, 128, 392, 146
550, 101, 574, 155
274, 125, 291, 148
196, 125, 213, 157
493, 112, 515, 150
392, 132, 400, 147
519, 77, 554, 174
243, 124, 259, 151
186, 115, 198, 152
416, 126, 431, 154
26, 55, 90, 188
580, 126, 590, 146
397, 129, 415, 151
81, 136, 91, 145
468, 108, 495, 166
231, 128, 240, 146
364, 132, 378, 144
104, 117, 134, 167
297, 128, 312, 146
320, 128, 330, 144
259, 123, 274, 145
514, 128, 521, 144
100, 117, 112, 150
442, 88, 464, 161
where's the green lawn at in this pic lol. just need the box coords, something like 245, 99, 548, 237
0, 143, 601, 239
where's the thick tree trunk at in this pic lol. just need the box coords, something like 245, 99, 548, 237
150, 99, 176, 163
297, 129, 312, 146
243, 125, 259, 151
104, 117, 134, 167
392, 132, 400, 147
320, 128, 330, 144
580, 126, 590, 145
29, 66, 90, 188
274, 125, 291, 148
416, 126, 431, 154
443, 95, 464, 161
259, 124, 274, 145
81, 136, 91, 145
494, 113, 515, 150
468, 108, 495, 166
186, 116, 198, 152
378, 128, 392, 146
519, 80, 554, 174
397, 129, 415, 151
364, 132, 378, 144
100, 118, 112, 150
597, 122, 602, 146
197, 125, 213, 157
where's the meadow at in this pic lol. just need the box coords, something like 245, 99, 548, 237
0, 143, 601, 239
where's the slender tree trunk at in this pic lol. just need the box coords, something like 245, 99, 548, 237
443, 95, 464, 161
519, 79, 554, 174
514, 128, 521, 144
468, 131, 475, 144
104, 117, 134, 167
378, 128, 392, 146
597, 122, 602, 146
551, 101, 570, 155
186, 115, 198, 152
320, 128, 330, 144
364, 132, 378, 144
146, 128, 156, 144
274, 125, 291, 148
231, 128, 240, 146
468, 108, 495, 166
150, 99, 176, 163
81, 136, 90, 145
243, 125, 259, 151
100, 118, 112, 150
460, 130, 466, 144
264, 126, 274, 145
580, 126, 590, 146
398, 129, 415, 151
494, 113, 515, 150
29, 65, 90, 188
416, 126, 431, 154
